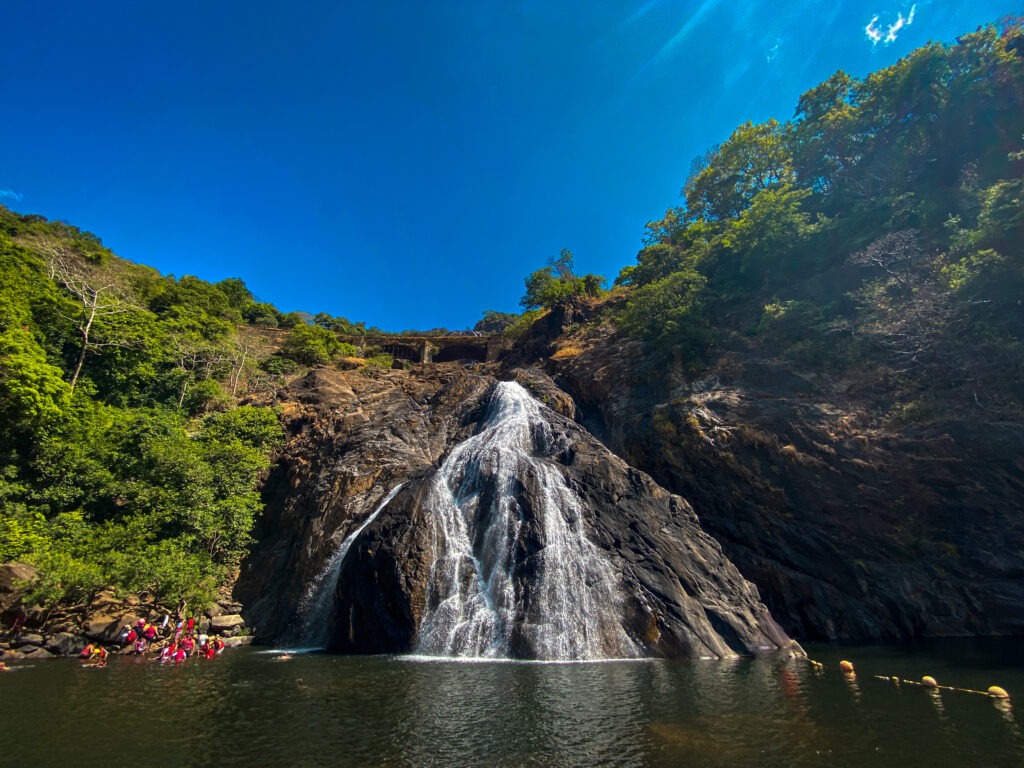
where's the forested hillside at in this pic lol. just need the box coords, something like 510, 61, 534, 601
522, 21, 1024, 641
608, 21, 1023, 408
0, 208, 377, 612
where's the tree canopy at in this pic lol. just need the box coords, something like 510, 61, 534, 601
613, 21, 1024, 377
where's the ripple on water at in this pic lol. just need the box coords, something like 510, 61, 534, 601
0, 642, 1021, 767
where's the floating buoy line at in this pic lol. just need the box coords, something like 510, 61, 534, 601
799, 656, 1011, 701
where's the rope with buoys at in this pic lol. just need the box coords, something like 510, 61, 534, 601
871, 674, 1012, 699
797, 655, 1011, 700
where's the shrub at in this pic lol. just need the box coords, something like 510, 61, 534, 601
362, 353, 394, 371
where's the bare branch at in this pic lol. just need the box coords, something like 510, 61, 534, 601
32, 237, 140, 392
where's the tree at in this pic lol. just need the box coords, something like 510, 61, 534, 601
0, 328, 70, 432
215, 277, 254, 311
280, 323, 341, 365
168, 333, 230, 409
474, 311, 517, 334
684, 119, 795, 223
618, 268, 708, 354
42, 241, 138, 393
719, 185, 818, 288
520, 249, 605, 310
791, 71, 861, 197
243, 302, 282, 327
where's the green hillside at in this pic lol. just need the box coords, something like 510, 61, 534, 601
609, 21, 1023, 407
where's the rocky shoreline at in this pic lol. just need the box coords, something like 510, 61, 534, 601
0, 563, 253, 661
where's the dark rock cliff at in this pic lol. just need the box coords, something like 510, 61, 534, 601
238, 302, 1024, 650
235, 365, 793, 658
539, 319, 1024, 642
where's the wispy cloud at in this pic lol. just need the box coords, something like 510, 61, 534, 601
0, 187, 24, 203
865, 4, 917, 46
639, 0, 725, 75
623, 0, 662, 27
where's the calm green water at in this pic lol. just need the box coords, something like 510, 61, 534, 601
1, 639, 1021, 767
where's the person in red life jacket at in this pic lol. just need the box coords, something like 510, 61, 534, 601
185, 616, 196, 636
90, 646, 108, 666
143, 623, 158, 642
213, 637, 225, 654
9, 613, 25, 638
205, 643, 216, 660
180, 634, 195, 655
79, 643, 95, 659
123, 626, 137, 644
173, 646, 186, 663
133, 638, 148, 655
160, 643, 176, 663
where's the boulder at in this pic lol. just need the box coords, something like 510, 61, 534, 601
83, 611, 142, 643
20, 646, 55, 660
0, 563, 38, 612
222, 636, 253, 647
11, 633, 44, 649
210, 614, 245, 633
46, 632, 86, 656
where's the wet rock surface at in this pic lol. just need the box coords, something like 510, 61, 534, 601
237, 364, 793, 658
546, 321, 1024, 642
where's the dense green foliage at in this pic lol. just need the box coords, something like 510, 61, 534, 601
520, 249, 605, 310
0, 210, 299, 610
474, 310, 518, 334
280, 323, 343, 366
614, 22, 1024, 386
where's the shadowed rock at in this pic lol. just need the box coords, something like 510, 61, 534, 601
237, 367, 793, 659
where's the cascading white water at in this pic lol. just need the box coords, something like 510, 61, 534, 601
416, 381, 639, 660
298, 483, 405, 646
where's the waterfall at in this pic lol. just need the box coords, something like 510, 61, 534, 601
416, 381, 639, 660
297, 483, 405, 647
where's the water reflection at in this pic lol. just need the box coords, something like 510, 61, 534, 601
0, 641, 1022, 768
390, 659, 652, 766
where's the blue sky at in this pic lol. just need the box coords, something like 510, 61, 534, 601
1, 1, 1018, 331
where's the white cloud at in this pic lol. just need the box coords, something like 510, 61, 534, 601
865, 4, 917, 46
0, 188, 24, 203
865, 15, 883, 44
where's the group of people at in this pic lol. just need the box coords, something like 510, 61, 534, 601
79, 644, 109, 667
79, 616, 225, 666
157, 627, 226, 663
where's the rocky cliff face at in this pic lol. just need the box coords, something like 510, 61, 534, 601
238, 301, 1024, 650
235, 365, 793, 659
538, 318, 1024, 642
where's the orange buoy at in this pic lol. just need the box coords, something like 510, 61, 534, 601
921, 676, 938, 688
987, 686, 1010, 699
839, 660, 855, 673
